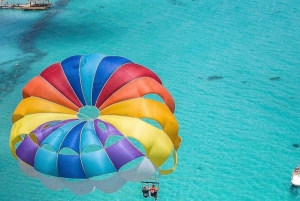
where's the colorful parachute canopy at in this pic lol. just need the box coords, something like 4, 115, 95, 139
10, 53, 181, 194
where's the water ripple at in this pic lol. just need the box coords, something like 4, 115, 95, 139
0, 0, 70, 103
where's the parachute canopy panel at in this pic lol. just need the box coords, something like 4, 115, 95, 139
10, 53, 182, 194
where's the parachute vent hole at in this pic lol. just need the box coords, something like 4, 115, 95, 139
14, 141, 21, 150
119, 156, 144, 172
42, 124, 50, 130
140, 118, 162, 130
59, 148, 78, 155
98, 122, 107, 131
42, 121, 61, 129
77, 106, 100, 120
14, 134, 27, 149
128, 137, 146, 155
105, 135, 123, 147
29, 133, 38, 144
41, 144, 56, 153
82, 145, 102, 154
143, 93, 164, 103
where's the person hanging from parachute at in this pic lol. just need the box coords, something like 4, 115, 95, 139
141, 181, 159, 200
149, 183, 159, 200
141, 183, 149, 198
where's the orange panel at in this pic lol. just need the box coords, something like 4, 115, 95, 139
22, 76, 79, 111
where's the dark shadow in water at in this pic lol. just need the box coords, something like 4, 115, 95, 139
293, 144, 299, 148
0, 0, 70, 103
290, 185, 300, 198
269, 76, 281, 81
207, 76, 223, 81
19, 0, 69, 54
168, 0, 185, 6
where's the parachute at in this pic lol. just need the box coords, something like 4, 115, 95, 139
9, 53, 181, 194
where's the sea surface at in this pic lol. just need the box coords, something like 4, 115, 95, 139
1, 0, 300, 200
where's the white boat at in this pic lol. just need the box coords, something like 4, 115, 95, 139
291, 166, 300, 186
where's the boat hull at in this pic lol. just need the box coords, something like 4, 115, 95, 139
292, 175, 300, 186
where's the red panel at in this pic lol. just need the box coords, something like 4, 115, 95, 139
95, 63, 162, 108
99, 77, 175, 112
40, 63, 83, 108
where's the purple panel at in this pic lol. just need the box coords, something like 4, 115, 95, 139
16, 136, 39, 166
106, 138, 144, 170
94, 119, 122, 145
32, 119, 76, 144
34, 122, 64, 144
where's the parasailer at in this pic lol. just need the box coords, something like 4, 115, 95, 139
9, 53, 181, 195
149, 183, 159, 200
141, 181, 159, 200
141, 183, 149, 198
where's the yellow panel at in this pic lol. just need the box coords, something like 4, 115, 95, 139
101, 98, 181, 149
10, 113, 77, 158
12, 97, 77, 123
99, 115, 173, 167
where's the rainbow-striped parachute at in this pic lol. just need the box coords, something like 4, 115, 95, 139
9, 53, 181, 194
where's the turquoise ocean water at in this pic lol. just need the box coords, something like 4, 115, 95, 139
1, 0, 300, 200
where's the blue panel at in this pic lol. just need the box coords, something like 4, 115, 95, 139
58, 154, 86, 178
80, 121, 102, 151
42, 120, 82, 152
60, 121, 85, 153
80, 54, 105, 105
61, 55, 86, 105
81, 149, 117, 178
91, 56, 131, 105
34, 148, 58, 177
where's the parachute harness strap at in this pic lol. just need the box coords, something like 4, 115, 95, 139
158, 150, 178, 175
